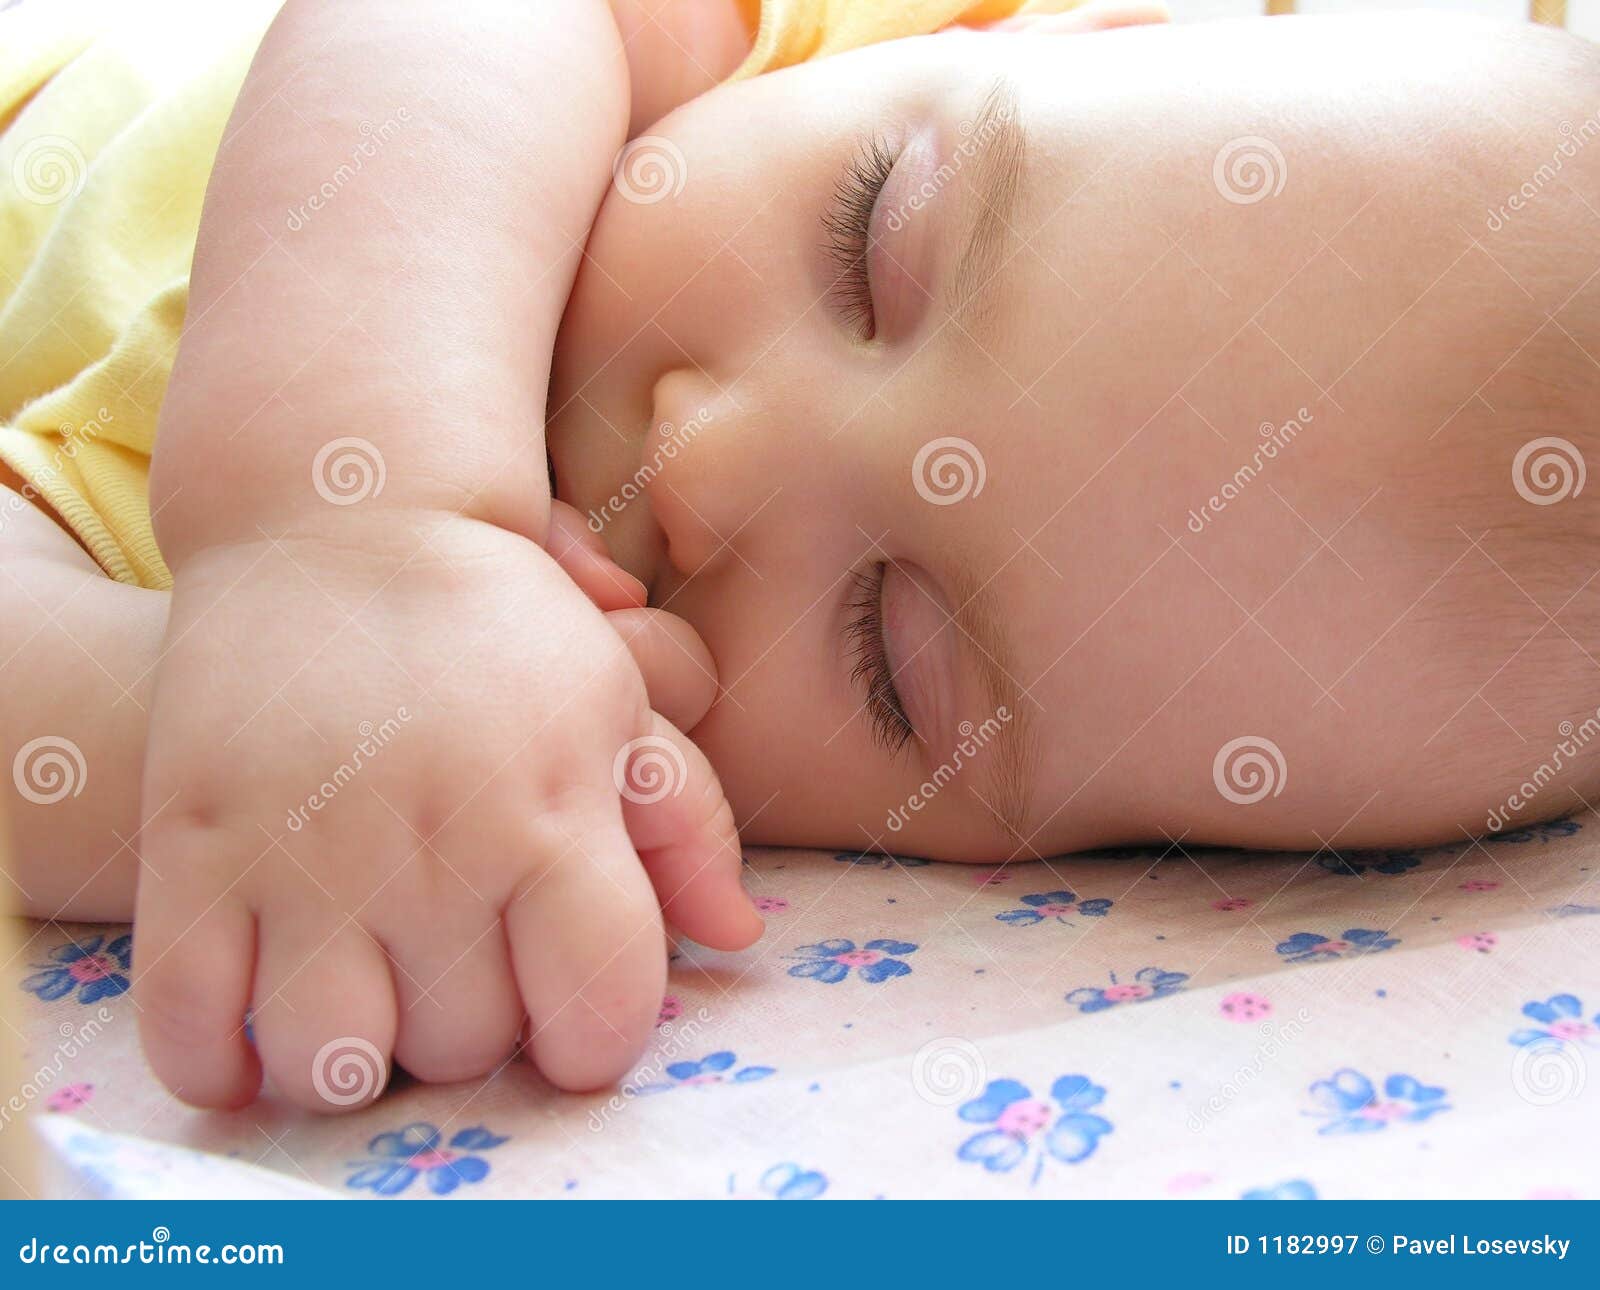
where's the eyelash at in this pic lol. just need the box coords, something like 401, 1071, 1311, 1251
822, 136, 897, 342
845, 563, 915, 756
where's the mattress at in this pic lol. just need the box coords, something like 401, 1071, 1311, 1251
7, 821, 1599, 1199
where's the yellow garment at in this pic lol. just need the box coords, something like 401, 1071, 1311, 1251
734, 0, 1081, 76
0, 0, 1080, 589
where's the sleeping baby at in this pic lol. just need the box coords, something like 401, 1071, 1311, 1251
3, 0, 1599, 1112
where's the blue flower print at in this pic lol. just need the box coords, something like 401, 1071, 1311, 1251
786, 938, 917, 984
1317, 850, 1421, 878
21, 934, 132, 1005
1065, 967, 1188, 1013
1493, 818, 1583, 844
1275, 928, 1398, 965
1548, 904, 1600, 919
996, 890, 1114, 927
1510, 995, 1599, 1048
759, 1163, 828, 1199
346, 1123, 507, 1196
1306, 1070, 1450, 1135
637, 1051, 776, 1093
1242, 1179, 1317, 1200
832, 851, 931, 869
957, 1075, 1112, 1186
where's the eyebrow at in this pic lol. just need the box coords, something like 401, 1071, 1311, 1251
946, 76, 1027, 324
947, 567, 1038, 851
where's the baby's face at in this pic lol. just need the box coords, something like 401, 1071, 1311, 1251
550, 14, 1595, 859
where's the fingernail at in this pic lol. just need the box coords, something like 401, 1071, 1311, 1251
618, 570, 648, 605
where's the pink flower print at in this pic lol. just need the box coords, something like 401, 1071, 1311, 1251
1457, 932, 1497, 954
752, 896, 789, 914
45, 1083, 93, 1113
658, 996, 682, 1025
1212, 897, 1253, 912
1460, 879, 1500, 892
994, 1098, 1054, 1139
974, 868, 1013, 887
1220, 992, 1272, 1022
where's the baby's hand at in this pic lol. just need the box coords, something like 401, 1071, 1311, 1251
133, 514, 760, 1112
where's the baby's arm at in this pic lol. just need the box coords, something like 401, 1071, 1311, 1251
137, 0, 758, 1111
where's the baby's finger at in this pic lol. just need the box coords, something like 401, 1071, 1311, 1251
546, 499, 647, 611
505, 816, 664, 1090
133, 847, 260, 1109
605, 607, 717, 731
616, 714, 763, 951
388, 913, 522, 1085
250, 913, 396, 1113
